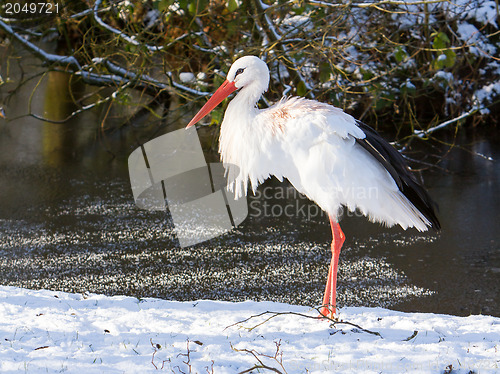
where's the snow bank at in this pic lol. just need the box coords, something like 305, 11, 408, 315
0, 286, 498, 373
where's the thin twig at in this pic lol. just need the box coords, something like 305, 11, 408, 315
92, 0, 162, 52
225, 308, 382, 338
232, 340, 288, 374
253, 0, 315, 99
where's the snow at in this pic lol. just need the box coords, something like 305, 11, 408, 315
401, 79, 416, 91
456, 22, 497, 56
474, 82, 500, 104
1, 286, 499, 373
279, 15, 313, 35
464, 0, 499, 27
179, 72, 195, 83
473, 81, 500, 114
433, 71, 454, 83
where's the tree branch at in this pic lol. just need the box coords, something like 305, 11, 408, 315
0, 18, 81, 69
413, 106, 481, 138
0, 17, 171, 103
252, 0, 315, 99
308, 0, 449, 9
92, 0, 163, 52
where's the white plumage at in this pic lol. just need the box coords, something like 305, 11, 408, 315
187, 55, 440, 317
217, 57, 429, 231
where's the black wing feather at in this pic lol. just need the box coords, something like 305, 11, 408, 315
354, 120, 441, 231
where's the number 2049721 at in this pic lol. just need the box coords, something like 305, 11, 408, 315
5, 2, 59, 15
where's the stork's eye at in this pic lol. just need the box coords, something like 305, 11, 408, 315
234, 68, 245, 77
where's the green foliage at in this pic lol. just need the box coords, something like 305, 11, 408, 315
394, 47, 408, 64
319, 63, 332, 84
296, 81, 307, 97
153, 0, 174, 12
431, 32, 457, 69
209, 107, 224, 126
226, 0, 238, 12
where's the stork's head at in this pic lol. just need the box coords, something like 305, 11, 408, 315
227, 55, 270, 92
186, 56, 269, 128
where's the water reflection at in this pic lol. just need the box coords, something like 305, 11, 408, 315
0, 46, 498, 317
41, 71, 79, 167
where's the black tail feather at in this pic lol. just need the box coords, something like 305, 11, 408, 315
354, 120, 441, 231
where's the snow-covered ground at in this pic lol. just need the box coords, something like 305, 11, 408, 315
0, 286, 499, 373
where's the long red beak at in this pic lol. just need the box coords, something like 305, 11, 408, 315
186, 80, 237, 128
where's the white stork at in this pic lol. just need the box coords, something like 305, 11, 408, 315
186, 56, 440, 318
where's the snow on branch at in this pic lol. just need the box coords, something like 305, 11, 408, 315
308, 0, 450, 9
92, 0, 162, 52
413, 106, 480, 138
0, 18, 81, 69
253, 0, 316, 98
0, 17, 172, 101
1, 0, 497, 134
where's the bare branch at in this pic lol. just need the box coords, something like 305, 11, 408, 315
0, 17, 171, 104
413, 106, 481, 138
232, 340, 287, 374
253, 0, 315, 98
308, 0, 450, 9
91, 58, 169, 100
0, 18, 81, 69
165, 72, 211, 97
92, 0, 162, 52
226, 308, 382, 337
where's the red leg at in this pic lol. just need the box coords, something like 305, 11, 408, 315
320, 216, 345, 318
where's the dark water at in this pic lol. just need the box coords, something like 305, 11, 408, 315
1, 46, 499, 317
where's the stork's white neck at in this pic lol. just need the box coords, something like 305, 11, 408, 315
232, 83, 264, 110
222, 84, 264, 131
218, 84, 267, 197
